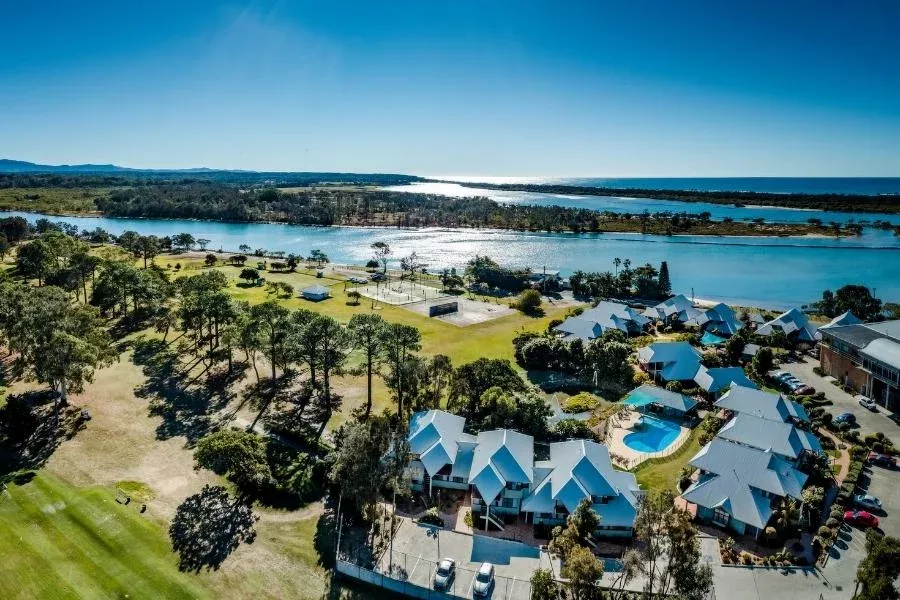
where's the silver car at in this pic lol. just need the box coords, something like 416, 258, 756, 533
472, 562, 495, 597
857, 395, 878, 411
854, 494, 883, 512
433, 558, 456, 590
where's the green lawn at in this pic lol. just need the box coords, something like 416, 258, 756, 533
633, 427, 703, 492
0, 473, 210, 600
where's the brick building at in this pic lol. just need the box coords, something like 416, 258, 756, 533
819, 320, 900, 411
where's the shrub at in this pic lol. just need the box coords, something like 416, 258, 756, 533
813, 366, 825, 377
665, 381, 683, 393
418, 507, 444, 527
740, 552, 752, 565
817, 526, 832, 540
563, 392, 600, 413
826, 517, 840, 528
632, 371, 650, 386
830, 506, 845, 520
463, 510, 473, 529
515, 289, 543, 313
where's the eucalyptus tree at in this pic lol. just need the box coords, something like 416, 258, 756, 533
5, 285, 114, 424
16, 238, 55, 286
348, 313, 386, 419
379, 322, 421, 417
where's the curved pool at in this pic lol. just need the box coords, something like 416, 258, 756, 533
623, 416, 682, 453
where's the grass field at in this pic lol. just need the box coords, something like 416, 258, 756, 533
0, 250, 576, 599
0, 473, 209, 599
632, 427, 703, 492
0, 187, 112, 215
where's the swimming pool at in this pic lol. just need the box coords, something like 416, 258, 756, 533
622, 415, 682, 453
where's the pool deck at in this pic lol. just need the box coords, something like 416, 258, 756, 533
606, 412, 691, 469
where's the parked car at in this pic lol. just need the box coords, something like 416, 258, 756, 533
369, 273, 387, 281
857, 395, 879, 411
854, 494, 883, 512
868, 452, 897, 468
844, 510, 879, 528
834, 412, 857, 424
433, 558, 456, 590
472, 562, 495, 597
793, 385, 816, 396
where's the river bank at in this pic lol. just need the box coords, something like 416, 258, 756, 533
5, 210, 900, 309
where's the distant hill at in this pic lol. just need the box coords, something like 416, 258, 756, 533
0, 159, 218, 173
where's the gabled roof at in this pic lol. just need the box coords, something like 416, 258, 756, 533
682, 437, 807, 529
820, 311, 862, 330
556, 301, 649, 342
555, 316, 604, 343
408, 410, 466, 476
757, 308, 818, 341
643, 295, 703, 322
522, 440, 641, 528
637, 342, 702, 381
717, 413, 822, 459
714, 385, 809, 423
624, 384, 698, 413
470, 429, 534, 504
693, 366, 757, 394
693, 303, 744, 336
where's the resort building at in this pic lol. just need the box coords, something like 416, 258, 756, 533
715, 413, 822, 464
469, 429, 534, 526
643, 294, 704, 325
636, 341, 702, 383
555, 301, 650, 343
818, 319, 900, 410
693, 366, 757, 398
689, 302, 744, 336
713, 385, 809, 424
680, 437, 807, 539
818, 311, 862, 333
756, 308, 818, 343
521, 440, 642, 537
403, 410, 641, 536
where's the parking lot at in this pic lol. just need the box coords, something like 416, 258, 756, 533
379, 520, 558, 599
779, 358, 900, 447
823, 460, 900, 588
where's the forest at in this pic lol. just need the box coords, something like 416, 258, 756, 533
438, 180, 900, 214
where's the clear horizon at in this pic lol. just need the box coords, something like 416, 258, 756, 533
3, 1, 899, 177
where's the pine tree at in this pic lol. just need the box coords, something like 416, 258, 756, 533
658, 261, 672, 296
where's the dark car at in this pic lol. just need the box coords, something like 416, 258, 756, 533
834, 412, 856, 424
844, 510, 879, 528
868, 452, 897, 468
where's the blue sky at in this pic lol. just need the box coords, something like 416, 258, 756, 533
2, 1, 899, 176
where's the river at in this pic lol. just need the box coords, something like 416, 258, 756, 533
5, 210, 899, 309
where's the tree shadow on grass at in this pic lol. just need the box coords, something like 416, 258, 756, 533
131, 338, 241, 445
169, 484, 258, 572
0, 390, 84, 481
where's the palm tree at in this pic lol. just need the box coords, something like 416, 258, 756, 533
774, 498, 799, 537
614, 257, 621, 276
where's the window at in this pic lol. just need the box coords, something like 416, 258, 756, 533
451, 477, 466, 483
506, 482, 528, 491
591, 495, 610, 504
501, 498, 518, 509
713, 508, 730, 527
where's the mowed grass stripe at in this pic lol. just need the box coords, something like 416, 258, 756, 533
1, 474, 209, 600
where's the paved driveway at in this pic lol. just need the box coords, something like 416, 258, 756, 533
380, 519, 558, 599
779, 358, 900, 446
822, 462, 900, 591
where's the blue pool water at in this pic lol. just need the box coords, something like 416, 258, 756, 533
622, 416, 682, 453
700, 331, 727, 346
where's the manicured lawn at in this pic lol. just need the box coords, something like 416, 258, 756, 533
633, 427, 703, 492
0, 473, 209, 600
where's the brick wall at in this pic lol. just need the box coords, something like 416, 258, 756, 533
820, 345, 869, 393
